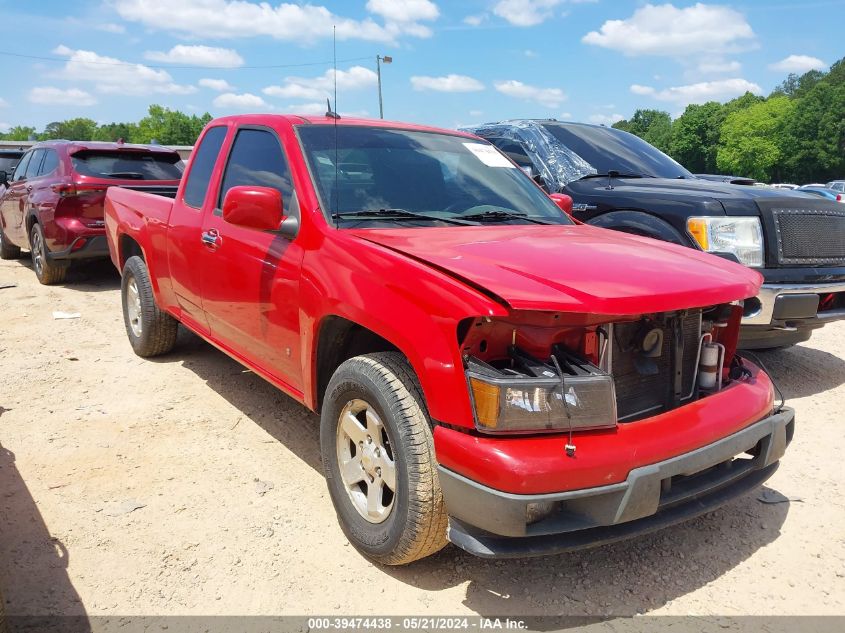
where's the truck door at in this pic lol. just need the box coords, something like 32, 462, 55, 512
166, 125, 229, 333
199, 126, 306, 392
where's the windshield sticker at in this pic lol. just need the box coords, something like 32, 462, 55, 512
463, 143, 516, 168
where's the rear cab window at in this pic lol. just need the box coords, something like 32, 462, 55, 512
70, 150, 183, 181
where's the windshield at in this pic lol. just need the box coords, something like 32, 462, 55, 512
297, 125, 571, 227
541, 122, 693, 180
70, 150, 183, 180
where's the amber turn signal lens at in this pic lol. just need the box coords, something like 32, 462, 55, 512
687, 218, 709, 250
469, 377, 500, 429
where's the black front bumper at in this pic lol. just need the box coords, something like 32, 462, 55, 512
440, 407, 795, 559
46, 235, 110, 261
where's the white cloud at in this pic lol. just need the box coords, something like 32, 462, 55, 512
29, 86, 97, 106
114, 0, 438, 43
199, 78, 235, 92
0, 98, 8, 108
411, 74, 484, 92
697, 59, 741, 74
560, 112, 573, 119
263, 66, 377, 101
52, 45, 196, 96
95, 22, 126, 33
212, 92, 267, 110
0, 122, 10, 132
583, 3, 755, 56
630, 78, 762, 106
769, 54, 827, 73
588, 113, 624, 125
463, 14, 487, 26
366, 0, 438, 22
494, 79, 566, 107
493, 0, 564, 26
469, 109, 484, 117
145, 45, 244, 68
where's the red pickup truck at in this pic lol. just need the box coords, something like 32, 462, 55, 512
104, 114, 794, 564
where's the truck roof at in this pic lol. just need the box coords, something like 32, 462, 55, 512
208, 113, 479, 138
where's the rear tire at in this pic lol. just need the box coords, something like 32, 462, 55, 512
121, 255, 178, 357
29, 223, 67, 285
0, 225, 21, 260
320, 352, 448, 565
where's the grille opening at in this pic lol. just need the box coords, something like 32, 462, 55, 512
773, 208, 845, 266
659, 438, 764, 510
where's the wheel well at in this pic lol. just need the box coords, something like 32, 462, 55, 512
315, 316, 400, 412
119, 234, 144, 267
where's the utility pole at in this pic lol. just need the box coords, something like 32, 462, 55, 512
376, 55, 392, 119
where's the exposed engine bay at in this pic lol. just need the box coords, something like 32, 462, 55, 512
459, 302, 751, 435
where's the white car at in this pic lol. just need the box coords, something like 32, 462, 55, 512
826, 180, 845, 193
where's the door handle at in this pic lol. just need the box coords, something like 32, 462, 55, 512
201, 228, 221, 248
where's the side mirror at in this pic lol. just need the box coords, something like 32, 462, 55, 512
222, 186, 284, 231
549, 193, 574, 216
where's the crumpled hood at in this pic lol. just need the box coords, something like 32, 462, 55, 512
351, 224, 762, 315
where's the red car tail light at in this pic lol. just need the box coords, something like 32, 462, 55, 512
50, 182, 108, 197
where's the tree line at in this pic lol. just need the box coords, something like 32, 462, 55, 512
613, 57, 845, 184
0, 105, 212, 146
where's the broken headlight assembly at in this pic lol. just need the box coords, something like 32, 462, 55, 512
466, 346, 617, 435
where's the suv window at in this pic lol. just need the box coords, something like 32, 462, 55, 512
24, 149, 45, 179
218, 128, 294, 207
0, 151, 23, 175
183, 126, 227, 208
70, 150, 183, 180
12, 151, 32, 181
38, 149, 59, 176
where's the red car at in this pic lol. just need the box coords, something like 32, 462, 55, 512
0, 140, 182, 284
104, 114, 794, 564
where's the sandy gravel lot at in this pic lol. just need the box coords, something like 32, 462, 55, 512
1, 255, 844, 620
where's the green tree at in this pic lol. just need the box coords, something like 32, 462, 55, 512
780, 80, 845, 182
717, 96, 796, 182
40, 118, 97, 141
135, 105, 212, 145
93, 122, 139, 142
669, 102, 725, 173
613, 109, 673, 152
0, 125, 37, 141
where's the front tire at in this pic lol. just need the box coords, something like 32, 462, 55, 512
320, 352, 448, 565
121, 255, 178, 357
29, 223, 67, 284
0, 224, 21, 260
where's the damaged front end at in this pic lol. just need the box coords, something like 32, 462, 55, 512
459, 301, 750, 438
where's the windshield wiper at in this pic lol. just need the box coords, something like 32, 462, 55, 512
579, 172, 648, 180
334, 209, 473, 226
460, 209, 552, 225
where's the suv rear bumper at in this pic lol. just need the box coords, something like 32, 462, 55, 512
440, 406, 794, 558
46, 234, 109, 261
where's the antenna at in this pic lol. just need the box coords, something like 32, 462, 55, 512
331, 25, 340, 221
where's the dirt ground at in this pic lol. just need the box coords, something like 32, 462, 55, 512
1, 255, 844, 620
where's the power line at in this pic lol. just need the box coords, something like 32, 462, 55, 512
0, 49, 372, 70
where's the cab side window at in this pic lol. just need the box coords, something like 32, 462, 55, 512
13, 151, 33, 181
24, 150, 46, 179
217, 128, 295, 215
183, 126, 227, 209
38, 149, 60, 176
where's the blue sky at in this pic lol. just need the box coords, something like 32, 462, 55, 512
0, 0, 843, 133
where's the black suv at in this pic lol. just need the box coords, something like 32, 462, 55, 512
464, 120, 845, 349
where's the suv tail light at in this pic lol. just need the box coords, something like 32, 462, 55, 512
50, 181, 108, 197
